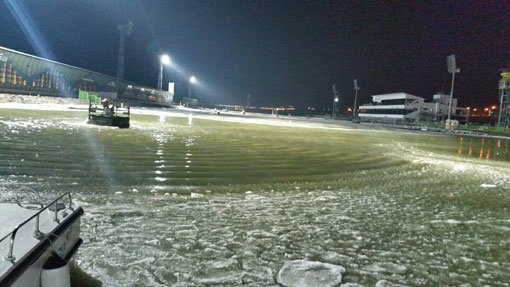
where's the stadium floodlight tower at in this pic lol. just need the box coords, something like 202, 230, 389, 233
447, 54, 460, 120
353, 79, 360, 119
332, 84, 339, 118
158, 54, 171, 90
498, 68, 510, 126
188, 76, 197, 98
117, 22, 133, 80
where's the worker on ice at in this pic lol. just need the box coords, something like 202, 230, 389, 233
101, 98, 113, 116
101, 97, 110, 109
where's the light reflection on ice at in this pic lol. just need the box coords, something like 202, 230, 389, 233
74, 170, 510, 286
1, 110, 510, 286
388, 142, 510, 188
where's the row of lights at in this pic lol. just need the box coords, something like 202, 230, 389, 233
466, 105, 498, 115
466, 105, 497, 111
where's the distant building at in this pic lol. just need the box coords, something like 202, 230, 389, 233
358, 92, 467, 123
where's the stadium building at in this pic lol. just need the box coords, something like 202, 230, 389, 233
0, 46, 173, 106
358, 92, 468, 123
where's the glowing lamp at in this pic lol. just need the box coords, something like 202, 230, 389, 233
160, 54, 171, 65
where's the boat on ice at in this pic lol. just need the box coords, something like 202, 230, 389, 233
0, 190, 83, 287
88, 100, 130, 128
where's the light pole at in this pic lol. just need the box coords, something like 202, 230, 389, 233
332, 84, 339, 118
117, 22, 133, 81
447, 54, 460, 121
353, 79, 359, 119
188, 76, 197, 98
334, 97, 339, 117
116, 22, 133, 98
158, 54, 171, 90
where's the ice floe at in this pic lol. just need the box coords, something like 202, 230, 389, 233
375, 280, 406, 287
190, 192, 204, 198
480, 183, 497, 188
277, 260, 345, 287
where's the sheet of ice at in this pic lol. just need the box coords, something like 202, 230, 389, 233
190, 192, 204, 198
277, 260, 345, 287
480, 183, 497, 188
363, 262, 407, 274
2, 107, 510, 286
386, 142, 510, 187
375, 279, 406, 287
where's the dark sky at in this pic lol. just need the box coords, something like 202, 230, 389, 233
1, 0, 508, 108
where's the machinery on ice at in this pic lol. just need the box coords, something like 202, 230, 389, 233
88, 98, 130, 128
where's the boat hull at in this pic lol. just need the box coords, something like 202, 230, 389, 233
0, 207, 83, 287
88, 114, 130, 128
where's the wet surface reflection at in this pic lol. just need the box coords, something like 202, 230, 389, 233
455, 136, 509, 161
0, 109, 509, 286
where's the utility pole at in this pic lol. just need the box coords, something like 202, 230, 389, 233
332, 84, 339, 118
188, 76, 196, 99
158, 55, 171, 90
160, 63, 164, 91
353, 79, 359, 119
447, 54, 460, 121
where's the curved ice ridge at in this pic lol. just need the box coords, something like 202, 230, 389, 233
386, 142, 510, 186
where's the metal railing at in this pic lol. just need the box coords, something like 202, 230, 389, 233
1, 193, 74, 263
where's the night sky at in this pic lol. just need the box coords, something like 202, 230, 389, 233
1, 0, 508, 108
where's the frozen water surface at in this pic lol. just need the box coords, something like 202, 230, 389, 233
0, 108, 509, 286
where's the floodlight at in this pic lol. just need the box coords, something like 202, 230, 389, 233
161, 54, 171, 65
